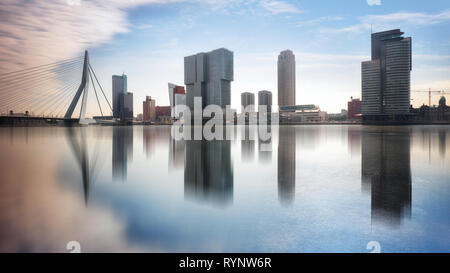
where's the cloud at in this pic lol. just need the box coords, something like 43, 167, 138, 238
0, 0, 186, 73
295, 16, 343, 28
260, 0, 302, 14
366, 0, 381, 6
365, 10, 450, 26
320, 10, 450, 34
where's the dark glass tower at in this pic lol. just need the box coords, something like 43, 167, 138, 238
362, 29, 412, 116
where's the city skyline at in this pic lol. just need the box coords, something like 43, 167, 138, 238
0, 0, 449, 116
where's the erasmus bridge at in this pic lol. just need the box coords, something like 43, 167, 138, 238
0, 51, 112, 126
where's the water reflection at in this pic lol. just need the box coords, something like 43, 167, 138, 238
277, 126, 296, 206
1, 125, 450, 252
241, 125, 255, 162
184, 127, 234, 206
438, 129, 446, 159
361, 128, 412, 227
258, 126, 272, 163
66, 127, 90, 205
347, 126, 361, 158
169, 138, 185, 170
112, 126, 133, 181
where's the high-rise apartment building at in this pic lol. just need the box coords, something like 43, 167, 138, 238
278, 50, 296, 107
258, 90, 272, 113
112, 74, 127, 118
184, 48, 233, 112
241, 92, 255, 112
143, 96, 156, 122
362, 29, 412, 117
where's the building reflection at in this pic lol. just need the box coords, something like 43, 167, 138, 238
112, 126, 133, 181
347, 126, 361, 158
438, 128, 446, 159
277, 126, 296, 206
66, 127, 90, 205
258, 125, 272, 164
241, 125, 255, 162
184, 127, 233, 207
169, 138, 185, 170
143, 126, 156, 158
361, 128, 412, 227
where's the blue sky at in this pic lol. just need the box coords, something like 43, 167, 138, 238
1, 0, 450, 114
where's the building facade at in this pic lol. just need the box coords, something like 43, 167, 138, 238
155, 106, 171, 122
241, 92, 255, 112
258, 90, 273, 113
362, 29, 412, 117
168, 83, 186, 119
348, 97, 362, 119
279, 105, 327, 123
184, 48, 234, 113
112, 74, 127, 118
278, 50, 296, 107
143, 96, 156, 122
119, 92, 133, 121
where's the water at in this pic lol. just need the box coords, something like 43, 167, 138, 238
0, 125, 449, 253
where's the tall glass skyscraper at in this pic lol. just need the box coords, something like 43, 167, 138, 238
362, 29, 412, 117
112, 74, 127, 118
278, 50, 296, 107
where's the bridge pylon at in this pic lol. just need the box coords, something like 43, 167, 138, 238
64, 50, 90, 124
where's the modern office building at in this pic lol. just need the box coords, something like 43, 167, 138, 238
168, 83, 186, 119
112, 74, 127, 118
184, 48, 234, 112
119, 92, 133, 121
278, 50, 296, 107
362, 29, 412, 119
348, 97, 362, 119
241, 92, 255, 113
143, 96, 156, 122
258, 90, 272, 113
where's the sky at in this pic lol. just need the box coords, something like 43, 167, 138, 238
0, 0, 450, 115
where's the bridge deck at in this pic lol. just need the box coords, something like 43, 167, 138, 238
0, 116, 80, 127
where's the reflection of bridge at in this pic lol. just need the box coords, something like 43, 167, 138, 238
0, 51, 112, 126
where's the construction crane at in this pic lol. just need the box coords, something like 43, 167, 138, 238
412, 88, 450, 106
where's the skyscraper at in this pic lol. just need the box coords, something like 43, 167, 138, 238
112, 74, 127, 118
184, 48, 233, 112
278, 50, 296, 107
362, 29, 412, 118
258, 90, 272, 113
119, 92, 133, 120
241, 92, 255, 113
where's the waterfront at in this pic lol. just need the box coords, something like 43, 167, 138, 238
0, 125, 449, 252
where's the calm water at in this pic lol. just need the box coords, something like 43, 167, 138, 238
0, 125, 449, 253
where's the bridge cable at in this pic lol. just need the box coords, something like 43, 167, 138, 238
88, 64, 113, 113
88, 68, 103, 116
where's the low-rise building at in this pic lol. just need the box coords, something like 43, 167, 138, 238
279, 105, 327, 123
